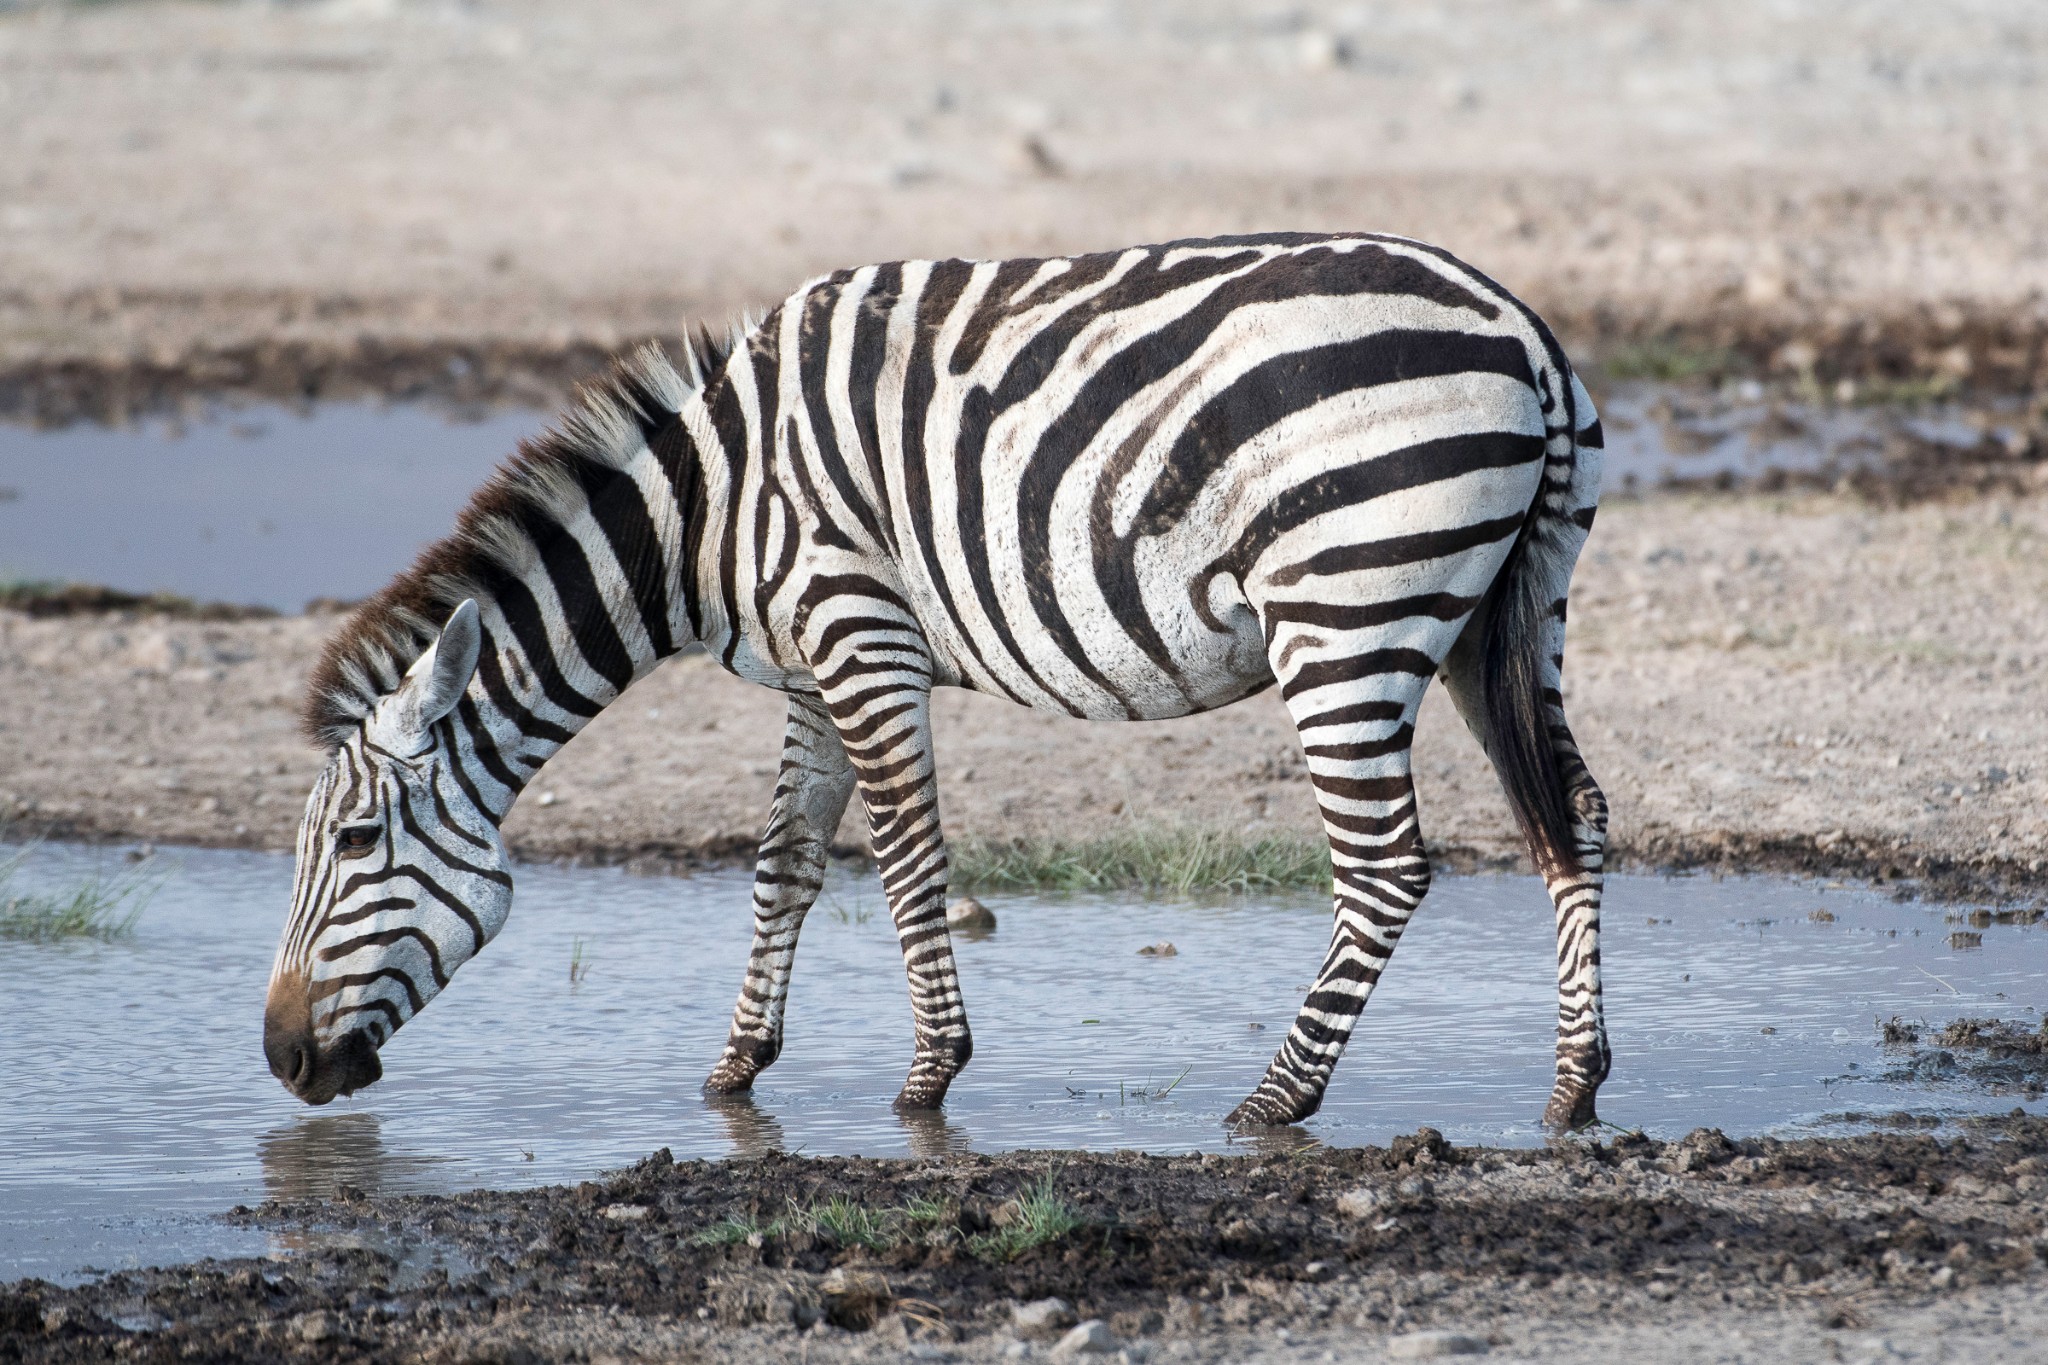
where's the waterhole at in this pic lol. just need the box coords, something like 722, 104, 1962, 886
0, 387, 2009, 610
3, 841, 2042, 1283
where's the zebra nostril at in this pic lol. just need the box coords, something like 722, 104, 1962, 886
288, 1045, 313, 1088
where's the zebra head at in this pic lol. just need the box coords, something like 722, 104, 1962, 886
264, 600, 513, 1104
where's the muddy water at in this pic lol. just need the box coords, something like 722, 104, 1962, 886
0, 387, 2015, 610
4, 842, 2044, 1282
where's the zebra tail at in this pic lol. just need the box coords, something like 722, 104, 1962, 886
1479, 455, 1581, 881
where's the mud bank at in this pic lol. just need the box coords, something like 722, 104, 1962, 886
10, 1122, 2048, 1363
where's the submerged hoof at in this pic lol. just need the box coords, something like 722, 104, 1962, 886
1225, 1087, 1320, 1128
1543, 1081, 1600, 1133
703, 1056, 767, 1096
892, 1084, 951, 1113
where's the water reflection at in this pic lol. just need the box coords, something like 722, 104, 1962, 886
257, 1113, 449, 1201
702, 1093, 787, 1159
897, 1108, 973, 1160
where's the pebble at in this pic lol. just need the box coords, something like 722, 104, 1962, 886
601, 1203, 648, 1222
1012, 1297, 1077, 1338
947, 896, 998, 932
1386, 1329, 1489, 1358
293, 1311, 341, 1344
1335, 1186, 1384, 1218
1050, 1319, 1119, 1358
1136, 941, 1177, 957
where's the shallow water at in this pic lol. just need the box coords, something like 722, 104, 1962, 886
0, 388, 2009, 610
3, 842, 2044, 1283
0, 405, 541, 611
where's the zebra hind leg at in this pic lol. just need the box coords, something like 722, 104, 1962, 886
1440, 558, 1611, 1133
1227, 648, 1434, 1126
704, 694, 856, 1095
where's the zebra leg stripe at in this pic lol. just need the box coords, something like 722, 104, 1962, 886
1228, 660, 1434, 1126
1539, 706, 1611, 1131
817, 660, 973, 1112
704, 694, 855, 1094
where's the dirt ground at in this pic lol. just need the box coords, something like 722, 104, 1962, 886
4, 480, 2044, 901
3, 0, 2047, 423
11, 1122, 2048, 1364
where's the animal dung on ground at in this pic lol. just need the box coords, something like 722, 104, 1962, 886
946, 896, 997, 933
1137, 941, 1177, 957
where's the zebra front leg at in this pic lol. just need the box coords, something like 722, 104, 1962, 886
704, 694, 855, 1095
820, 675, 972, 1111
1229, 659, 1434, 1126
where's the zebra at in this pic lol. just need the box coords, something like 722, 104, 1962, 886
264, 232, 1611, 1131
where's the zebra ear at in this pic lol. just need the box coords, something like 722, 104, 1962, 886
380, 600, 483, 741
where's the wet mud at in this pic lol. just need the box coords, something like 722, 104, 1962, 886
1882, 1019, 2048, 1101
7, 1121, 2048, 1363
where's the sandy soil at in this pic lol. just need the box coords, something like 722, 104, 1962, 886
11, 1120, 2048, 1363
1, 482, 2044, 902
3, 0, 2048, 423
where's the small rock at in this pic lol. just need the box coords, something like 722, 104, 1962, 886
1002, 1343, 1033, 1360
947, 896, 998, 933
1396, 1175, 1433, 1199
1948, 1175, 1987, 1198
1012, 1297, 1076, 1338
601, 1203, 648, 1222
1299, 1260, 1335, 1283
1386, 1329, 1489, 1358
1135, 941, 1177, 957
1335, 1186, 1384, 1218
1050, 1319, 1118, 1359
293, 1312, 341, 1344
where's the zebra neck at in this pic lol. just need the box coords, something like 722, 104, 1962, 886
454, 444, 708, 822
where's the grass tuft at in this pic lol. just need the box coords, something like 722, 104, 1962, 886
682, 1179, 1085, 1262
1600, 339, 1744, 384
950, 826, 1331, 895
967, 1173, 1086, 1262
0, 844, 160, 943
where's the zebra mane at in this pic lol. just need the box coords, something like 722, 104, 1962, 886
301, 331, 739, 749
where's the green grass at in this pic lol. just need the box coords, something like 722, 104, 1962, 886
1599, 339, 1745, 384
0, 844, 160, 943
950, 826, 1331, 895
684, 1178, 1085, 1262
966, 1173, 1086, 1262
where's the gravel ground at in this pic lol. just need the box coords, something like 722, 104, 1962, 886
11, 1122, 2048, 1363
3, 483, 2044, 901
3, 0, 2047, 422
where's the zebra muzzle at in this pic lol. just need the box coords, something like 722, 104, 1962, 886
264, 976, 384, 1105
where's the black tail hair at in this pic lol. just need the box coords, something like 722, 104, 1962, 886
1480, 522, 1581, 878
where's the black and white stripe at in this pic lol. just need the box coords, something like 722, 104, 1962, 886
266, 233, 1611, 1129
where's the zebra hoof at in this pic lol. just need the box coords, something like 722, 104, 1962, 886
1224, 1089, 1318, 1127
702, 1059, 765, 1095
1542, 1081, 1600, 1133
891, 1085, 950, 1113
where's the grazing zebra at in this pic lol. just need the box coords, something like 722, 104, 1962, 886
264, 232, 1611, 1131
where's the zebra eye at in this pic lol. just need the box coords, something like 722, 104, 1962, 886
335, 824, 383, 856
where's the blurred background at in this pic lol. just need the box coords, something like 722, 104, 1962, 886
4, 0, 2044, 606
2, 0, 2043, 406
